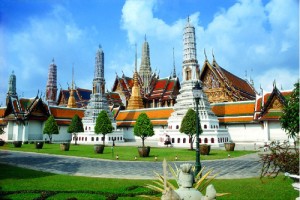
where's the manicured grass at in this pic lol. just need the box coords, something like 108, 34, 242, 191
1, 164, 298, 199
0, 143, 255, 161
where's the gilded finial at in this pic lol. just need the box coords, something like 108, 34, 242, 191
172, 47, 176, 78
135, 43, 137, 72
204, 49, 207, 60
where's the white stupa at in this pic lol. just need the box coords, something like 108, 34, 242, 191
159, 18, 230, 147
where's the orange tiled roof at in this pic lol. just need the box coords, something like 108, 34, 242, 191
117, 120, 168, 126
218, 116, 254, 123
211, 101, 255, 116
116, 108, 173, 121
56, 119, 72, 125
50, 106, 85, 119
116, 108, 174, 127
0, 108, 6, 117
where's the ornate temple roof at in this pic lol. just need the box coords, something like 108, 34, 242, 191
200, 58, 257, 103
146, 76, 180, 101
4, 96, 50, 123
57, 87, 92, 108
254, 86, 291, 121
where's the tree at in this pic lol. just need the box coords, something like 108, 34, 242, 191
43, 115, 59, 143
67, 114, 84, 145
94, 110, 114, 145
280, 82, 299, 143
180, 108, 203, 150
134, 113, 154, 147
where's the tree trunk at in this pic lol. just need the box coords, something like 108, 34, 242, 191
142, 137, 145, 147
49, 135, 52, 144
190, 136, 194, 150
102, 135, 105, 146
74, 133, 78, 145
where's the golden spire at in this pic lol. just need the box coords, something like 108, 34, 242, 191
127, 45, 144, 110
67, 65, 77, 108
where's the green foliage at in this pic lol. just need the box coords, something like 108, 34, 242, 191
134, 113, 154, 147
2, 161, 298, 200
67, 114, 84, 134
179, 108, 202, 149
0, 143, 255, 161
260, 141, 299, 178
94, 110, 114, 145
280, 82, 299, 141
67, 114, 84, 145
43, 115, 59, 143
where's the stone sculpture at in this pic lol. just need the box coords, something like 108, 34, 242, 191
161, 162, 216, 200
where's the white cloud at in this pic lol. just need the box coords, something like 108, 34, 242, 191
121, 0, 185, 44
255, 68, 298, 91
120, 0, 298, 95
1, 4, 97, 103
200, 0, 298, 91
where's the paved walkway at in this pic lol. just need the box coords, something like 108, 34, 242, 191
0, 150, 262, 179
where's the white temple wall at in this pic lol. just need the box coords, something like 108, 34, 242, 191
28, 121, 43, 140
0, 126, 8, 141
44, 125, 72, 142
225, 123, 264, 143
268, 121, 289, 142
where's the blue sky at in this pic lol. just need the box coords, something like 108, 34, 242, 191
0, 0, 299, 105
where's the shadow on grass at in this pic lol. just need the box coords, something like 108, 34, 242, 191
0, 163, 53, 180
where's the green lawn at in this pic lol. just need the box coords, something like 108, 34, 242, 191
1, 164, 298, 200
0, 143, 255, 161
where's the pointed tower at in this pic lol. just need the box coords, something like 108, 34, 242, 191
46, 59, 58, 105
165, 18, 230, 147
82, 45, 113, 132
7, 71, 17, 97
7, 70, 17, 105
139, 35, 152, 94
127, 45, 144, 110
67, 66, 77, 108
172, 48, 177, 78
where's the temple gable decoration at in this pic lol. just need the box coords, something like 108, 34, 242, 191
200, 56, 257, 103
258, 86, 287, 121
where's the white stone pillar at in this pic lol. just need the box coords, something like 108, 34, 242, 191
22, 123, 29, 142
263, 121, 270, 142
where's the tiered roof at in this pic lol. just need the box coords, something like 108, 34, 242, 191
146, 77, 180, 101
57, 87, 92, 108
112, 73, 180, 106
4, 96, 50, 123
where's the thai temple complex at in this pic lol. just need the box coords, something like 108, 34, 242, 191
0, 18, 293, 147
